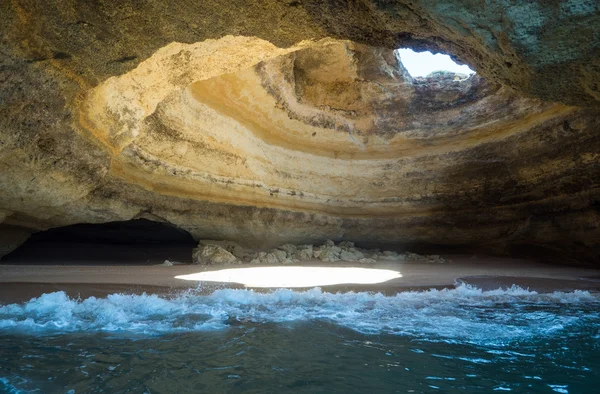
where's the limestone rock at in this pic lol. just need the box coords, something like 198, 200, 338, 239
0, 1, 599, 264
278, 244, 297, 255
272, 249, 288, 263
248, 250, 292, 265
265, 253, 279, 265
429, 255, 446, 264
240, 240, 447, 265
379, 251, 403, 261
359, 258, 377, 264
339, 248, 365, 261
294, 245, 314, 261
317, 244, 342, 262
160, 259, 185, 266
198, 240, 252, 261
192, 244, 238, 265
249, 251, 268, 265
398, 252, 446, 264
313, 249, 322, 259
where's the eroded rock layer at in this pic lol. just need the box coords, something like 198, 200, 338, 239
1, 1, 599, 263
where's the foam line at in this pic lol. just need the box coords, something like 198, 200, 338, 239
1, 285, 598, 346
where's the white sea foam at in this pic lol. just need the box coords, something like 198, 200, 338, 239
0, 285, 598, 345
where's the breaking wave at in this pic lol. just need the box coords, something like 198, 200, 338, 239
1, 285, 598, 346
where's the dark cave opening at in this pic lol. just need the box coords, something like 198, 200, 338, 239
2, 219, 196, 265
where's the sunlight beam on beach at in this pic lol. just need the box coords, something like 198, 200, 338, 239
175, 266, 402, 288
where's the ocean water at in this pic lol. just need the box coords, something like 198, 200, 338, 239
0, 285, 599, 393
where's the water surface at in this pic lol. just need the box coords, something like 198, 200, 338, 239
1, 285, 599, 393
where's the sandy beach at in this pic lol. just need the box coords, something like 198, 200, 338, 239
2, 256, 600, 303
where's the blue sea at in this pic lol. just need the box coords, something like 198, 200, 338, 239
1, 285, 599, 393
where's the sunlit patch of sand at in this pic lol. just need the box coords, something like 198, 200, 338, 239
175, 266, 402, 288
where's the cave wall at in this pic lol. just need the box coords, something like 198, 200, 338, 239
1, 1, 599, 263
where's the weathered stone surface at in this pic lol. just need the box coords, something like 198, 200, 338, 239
197, 240, 252, 261
359, 258, 377, 264
212, 239, 445, 265
0, 1, 599, 264
340, 249, 365, 262
295, 245, 314, 261
278, 244, 298, 255
192, 244, 238, 265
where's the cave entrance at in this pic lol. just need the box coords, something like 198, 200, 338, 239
2, 219, 196, 265
397, 48, 475, 78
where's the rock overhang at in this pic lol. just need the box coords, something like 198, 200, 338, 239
74, 37, 572, 217
1, 1, 599, 263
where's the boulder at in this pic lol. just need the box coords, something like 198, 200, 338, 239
272, 249, 288, 263
192, 244, 238, 265
318, 244, 342, 262
339, 241, 355, 248
278, 244, 297, 255
293, 245, 314, 260
359, 258, 377, 264
265, 253, 280, 265
198, 240, 253, 261
379, 251, 403, 261
339, 248, 365, 261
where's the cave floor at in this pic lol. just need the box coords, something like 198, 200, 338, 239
1, 256, 600, 303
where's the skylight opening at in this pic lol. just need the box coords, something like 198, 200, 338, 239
397, 48, 476, 78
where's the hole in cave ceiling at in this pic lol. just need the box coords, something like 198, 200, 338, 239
396, 48, 476, 78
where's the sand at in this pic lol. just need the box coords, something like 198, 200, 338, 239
2, 255, 600, 303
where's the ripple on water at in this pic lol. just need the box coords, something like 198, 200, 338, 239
0, 285, 598, 393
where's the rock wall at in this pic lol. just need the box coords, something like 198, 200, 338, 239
1, 1, 599, 263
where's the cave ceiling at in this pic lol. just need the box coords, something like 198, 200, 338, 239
0, 0, 599, 263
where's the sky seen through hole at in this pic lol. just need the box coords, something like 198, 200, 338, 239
397, 48, 476, 77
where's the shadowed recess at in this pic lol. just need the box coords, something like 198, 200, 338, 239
2, 219, 196, 264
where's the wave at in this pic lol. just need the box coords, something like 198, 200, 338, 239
1, 285, 598, 345
0, 375, 32, 394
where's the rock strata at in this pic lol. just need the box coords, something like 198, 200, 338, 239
1, 1, 599, 264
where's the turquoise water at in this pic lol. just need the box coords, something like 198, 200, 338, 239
1, 285, 599, 393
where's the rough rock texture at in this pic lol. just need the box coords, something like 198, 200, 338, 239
193, 239, 445, 266
1, 1, 599, 264
192, 243, 238, 265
